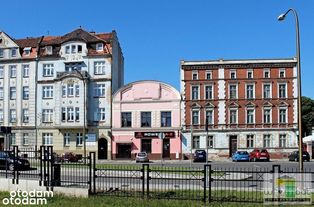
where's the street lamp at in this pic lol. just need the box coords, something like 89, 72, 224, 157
73, 69, 87, 161
278, 8, 303, 172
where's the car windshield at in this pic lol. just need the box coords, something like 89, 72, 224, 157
138, 153, 146, 156
261, 149, 268, 153
238, 151, 248, 155
196, 151, 205, 154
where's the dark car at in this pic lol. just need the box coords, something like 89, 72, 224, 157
288, 151, 310, 162
193, 150, 207, 162
60, 152, 79, 163
249, 149, 270, 162
0, 151, 30, 171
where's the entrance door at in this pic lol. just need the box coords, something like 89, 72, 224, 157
229, 136, 237, 157
98, 138, 108, 160
162, 139, 170, 159
117, 144, 131, 159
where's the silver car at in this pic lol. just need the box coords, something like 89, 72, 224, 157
136, 152, 149, 163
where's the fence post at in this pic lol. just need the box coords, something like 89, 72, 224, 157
203, 164, 207, 202
146, 164, 150, 199
272, 165, 281, 202
89, 152, 96, 195
39, 146, 43, 186
13, 146, 19, 184
142, 164, 145, 198
208, 164, 212, 203
93, 152, 96, 194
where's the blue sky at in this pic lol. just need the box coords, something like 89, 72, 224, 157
1, 0, 313, 98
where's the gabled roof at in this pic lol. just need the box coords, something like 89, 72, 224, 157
14, 37, 42, 48
204, 102, 215, 108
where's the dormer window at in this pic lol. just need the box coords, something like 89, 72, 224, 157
247, 70, 253, 79
96, 43, 103, 51
71, 45, 76, 54
46, 46, 52, 55
192, 71, 198, 80
279, 68, 285, 78
23, 47, 31, 56
78, 45, 82, 53
11, 48, 17, 57
65, 46, 70, 54
230, 70, 236, 79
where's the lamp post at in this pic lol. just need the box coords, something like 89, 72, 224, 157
278, 8, 303, 172
73, 69, 87, 160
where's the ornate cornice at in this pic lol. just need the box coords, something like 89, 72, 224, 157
182, 63, 296, 70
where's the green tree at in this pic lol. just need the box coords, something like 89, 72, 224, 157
302, 96, 314, 136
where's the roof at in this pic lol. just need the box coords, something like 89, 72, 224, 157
14, 37, 42, 48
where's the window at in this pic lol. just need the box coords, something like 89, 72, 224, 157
94, 61, 106, 75
64, 133, 70, 146
61, 107, 66, 121
67, 84, 74, 96
263, 135, 271, 148
71, 45, 76, 54
264, 69, 270, 78
246, 109, 254, 124
0, 110, 3, 122
263, 108, 271, 124
161, 111, 171, 127
67, 107, 74, 121
77, 45, 82, 53
141, 112, 151, 127
65, 46, 70, 54
192, 110, 199, 125
0, 49, 3, 58
94, 84, 106, 97
95, 108, 106, 121
23, 109, 29, 123
75, 107, 80, 121
10, 109, 16, 122
65, 63, 82, 71
0, 66, 3, 78
246, 84, 254, 99
192, 136, 200, 149
192, 71, 198, 80
10, 133, 16, 146
206, 71, 212, 80
141, 139, 152, 153
23, 47, 31, 56
263, 84, 271, 99
43, 133, 53, 145
42, 109, 53, 123
246, 135, 254, 148
96, 43, 103, 51
229, 85, 237, 99
62, 86, 66, 97
42, 86, 53, 98
43, 64, 54, 77
279, 134, 286, 148
207, 136, 214, 148
23, 133, 29, 145
230, 109, 237, 124
11, 48, 17, 57
46, 46, 52, 55
191, 86, 199, 100
76, 133, 83, 146
205, 85, 213, 99
205, 110, 213, 125
75, 85, 80, 96
0, 87, 3, 99
247, 70, 253, 79
279, 69, 285, 78
23, 65, 29, 77
23, 86, 29, 100
230, 70, 236, 79
10, 65, 16, 78
279, 108, 287, 123
278, 83, 286, 98
10, 87, 16, 100
121, 112, 132, 127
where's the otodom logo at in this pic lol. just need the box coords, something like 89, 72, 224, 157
2, 189, 53, 205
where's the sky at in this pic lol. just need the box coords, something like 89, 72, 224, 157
1, 0, 313, 98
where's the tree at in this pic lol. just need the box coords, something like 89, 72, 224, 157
302, 96, 314, 137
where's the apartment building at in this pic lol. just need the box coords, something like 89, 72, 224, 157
181, 58, 299, 159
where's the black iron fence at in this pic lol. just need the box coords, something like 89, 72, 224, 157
1, 146, 313, 204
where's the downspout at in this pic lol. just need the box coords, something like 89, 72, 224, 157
35, 36, 44, 151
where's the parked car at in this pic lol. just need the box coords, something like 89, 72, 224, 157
288, 151, 310, 162
193, 150, 206, 162
136, 152, 149, 163
60, 152, 79, 163
249, 149, 270, 162
232, 151, 249, 162
0, 151, 30, 171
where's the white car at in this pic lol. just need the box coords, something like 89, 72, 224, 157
136, 152, 149, 163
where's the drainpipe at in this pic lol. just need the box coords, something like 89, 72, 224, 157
35, 36, 44, 151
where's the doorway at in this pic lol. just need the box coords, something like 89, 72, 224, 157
229, 135, 237, 157
162, 139, 170, 159
98, 138, 108, 160
117, 144, 131, 159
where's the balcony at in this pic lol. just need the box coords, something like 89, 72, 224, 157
56, 70, 89, 80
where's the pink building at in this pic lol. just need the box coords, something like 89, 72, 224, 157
112, 81, 182, 160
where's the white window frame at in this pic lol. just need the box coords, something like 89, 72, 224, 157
246, 83, 255, 99
42, 86, 53, 98
230, 70, 236, 79
75, 107, 80, 121
247, 69, 253, 79
205, 70, 212, 80
10, 87, 16, 100
10, 65, 17, 78
263, 134, 271, 148
65, 46, 70, 54
263, 107, 272, 124
67, 84, 74, 97
67, 107, 74, 121
23, 47, 31, 56
192, 70, 198, 80
42, 109, 53, 123
191, 109, 200, 125
246, 134, 255, 148
229, 84, 238, 99
263, 83, 272, 99
43, 64, 54, 77
23, 133, 29, 145
46, 46, 52, 55
64, 133, 70, 146
279, 68, 286, 78
43, 133, 53, 145
23, 64, 29, 77
10, 109, 16, 123
278, 83, 287, 99
191, 85, 199, 100
94, 61, 106, 75
96, 43, 104, 51
229, 109, 238, 124
62, 85, 67, 97
11, 48, 17, 57
23, 86, 29, 100
279, 107, 287, 124
279, 134, 287, 148
94, 84, 106, 97
264, 68, 270, 78
75, 85, 80, 97
205, 109, 214, 125
246, 108, 255, 124
23, 109, 29, 123
76, 133, 83, 146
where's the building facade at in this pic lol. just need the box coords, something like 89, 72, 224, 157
0, 29, 124, 159
112, 81, 181, 160
181, 58, 299, 159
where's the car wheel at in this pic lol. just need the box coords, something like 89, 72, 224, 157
8, 164, 14, 171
